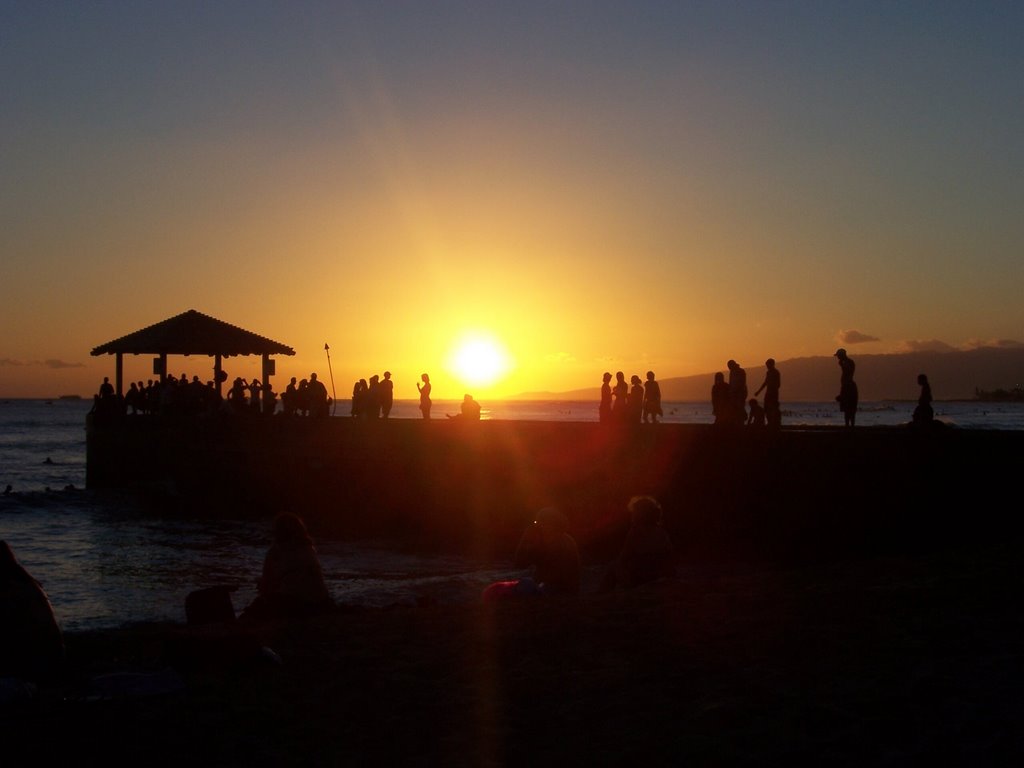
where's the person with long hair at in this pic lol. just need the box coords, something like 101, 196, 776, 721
0, 541, 65, 681
240, 514, 333, 623
417, 373, 432, 419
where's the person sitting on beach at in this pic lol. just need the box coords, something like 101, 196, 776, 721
448, 394, 481, 420
0, 541, 65, 683
240, 513, 333, 623
746, 398, 766, 427
598, 496, 675, 592
483, 508, 581, 601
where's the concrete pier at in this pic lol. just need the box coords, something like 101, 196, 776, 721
87, 415, 1024, 560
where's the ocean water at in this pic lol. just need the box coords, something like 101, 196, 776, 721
2, 397, 1023, 632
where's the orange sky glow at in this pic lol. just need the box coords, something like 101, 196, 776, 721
2, 4, 1023, 400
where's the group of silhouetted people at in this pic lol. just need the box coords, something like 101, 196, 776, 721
280, 373, 332, 417
350, 371, 395, 419
483, 495, 676, 602
599, 371, 663, 425
93, 370, 334, 418
711, 358, 783, 428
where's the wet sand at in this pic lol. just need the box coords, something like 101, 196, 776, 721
4, 541, 1021, 766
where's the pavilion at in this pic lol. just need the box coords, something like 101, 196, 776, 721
91, 309, 295, 397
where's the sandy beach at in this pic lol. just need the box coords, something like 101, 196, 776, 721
4, 537, 1021, 766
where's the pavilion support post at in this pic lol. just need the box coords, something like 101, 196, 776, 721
214, 355, 223, 398
115, 353, 124, 397
159, 353, 167, 384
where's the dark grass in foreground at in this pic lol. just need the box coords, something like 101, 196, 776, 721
4, 543, 1022, 766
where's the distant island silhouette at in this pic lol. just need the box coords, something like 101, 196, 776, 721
512, 347, 1024, 402
974, 386, 1024, 402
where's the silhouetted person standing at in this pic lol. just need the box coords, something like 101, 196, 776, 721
627, 375, 645, 423
380, 371, 394, 418
727, 360, 747, 423
754, 358, 781, 428
612, 372, 628, 422
643, 371, 662, 423
913, 373, 934, 425
835, 348, 858, 427
308, 373, 329, 418
599, 372, 613, 423
284, 377, 298, 416
367, 375, 381, 418
417, 373, 432, 419
711, 372, 731, 425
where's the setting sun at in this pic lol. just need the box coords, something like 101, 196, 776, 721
446, 333, 513, 389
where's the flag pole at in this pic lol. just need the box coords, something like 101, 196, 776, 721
325, 343, 337, 416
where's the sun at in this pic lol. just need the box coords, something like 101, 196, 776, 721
446, 333, 512, 389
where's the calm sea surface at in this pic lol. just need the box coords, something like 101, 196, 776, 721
2, 397, 1023, 632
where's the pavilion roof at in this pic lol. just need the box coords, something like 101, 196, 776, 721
91, 309, 296, 357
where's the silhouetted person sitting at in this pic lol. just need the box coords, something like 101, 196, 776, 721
448, 394, 481, 420
711, 372, 732, 425
913, 373, 934, 425
599, 372, 613, 423
746, 398, 766, 427
598, 496, 675, 592
483, 508, 581, 601
240, 513, 333, 623
0, 541, 65, 684
835, 348, 858, 427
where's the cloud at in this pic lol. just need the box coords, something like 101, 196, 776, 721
43, 359, 85, 369
963, 338, 1024, 350
1, 357, 85, 368
896, 339, 958, 353
836, 330, 880, 345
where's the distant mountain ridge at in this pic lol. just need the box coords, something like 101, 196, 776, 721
513, 347, 1024, 402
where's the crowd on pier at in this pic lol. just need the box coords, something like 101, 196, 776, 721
91, 347, 941, 430
90, 370, 334, 419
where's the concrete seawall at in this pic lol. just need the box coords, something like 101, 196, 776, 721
87, 415, 1024, 560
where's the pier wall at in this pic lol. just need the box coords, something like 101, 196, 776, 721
87, 416, 1024, 561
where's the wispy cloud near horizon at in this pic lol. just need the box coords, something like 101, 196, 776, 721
836, 330, 881, 345
0, 358, 84, 369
